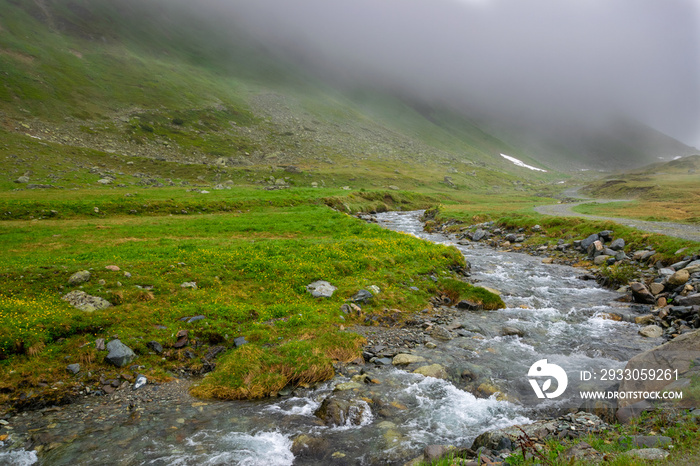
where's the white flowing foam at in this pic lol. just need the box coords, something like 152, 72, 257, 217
0, 449, 38, 466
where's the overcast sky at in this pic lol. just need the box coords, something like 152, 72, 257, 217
200, 0, 700, 148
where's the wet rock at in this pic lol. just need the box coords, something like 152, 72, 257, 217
291, 434, 330, 459
630, 282, 656, 304
334, 382, 362, 391
423, 445, 456, 463
392, 354, 426, 365
634, 314, 655, 325
624, 448, 669, 460
105, 340, 136, 367
66, 364, 80, 374
638, 325, 663, 338
314, 393, 371, 427
501, 326, 525, 337
430, 326, 453, 341
306, 280, 336, 298
61, 290, 112, 312
146, 340, 163, 354
413, 364, 449, 380
68, 270, 91, 285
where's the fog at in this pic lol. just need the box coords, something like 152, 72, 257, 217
186, 0, 700, 148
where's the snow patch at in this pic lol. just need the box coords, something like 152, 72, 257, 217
500, 154, 547, 172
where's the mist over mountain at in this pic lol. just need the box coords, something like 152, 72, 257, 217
1, 0, 697, 173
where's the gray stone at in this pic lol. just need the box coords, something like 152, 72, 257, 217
413, 364, 449, 380
234, 336, 248, 347
15, 176, 30, 183
624, 448, 669, 460
105, 339, 136, 367
630, 282, 656, 304
430, 326, 453, 341
315, 393, 371, 426
638, 325, 663, 338
599, 230, 614, 241
180, 281, 197, 289
501, 326, 525, 337
423, 445, 454, 462
609, 238, 625, 251
471, 229, 487, 241
306, 280, 336, 298
61, 290, 112, 312
146, 340, 163, 354
392, 353, 426, 365
618, 328, 700, 408
334, 381, 362, 391
350, 289, 373, 303
581, 233, 600, 251
675, 293, 700, 306
66, 363, 80, 374
671, 260, 691, 271
68, 270, 91, 285
594, 255, 610, 265
561, 442, 601, 462
97, 178, 112, 185
375, 357, 393, 365
457, 299, 482, 310
588, 240, 604, 258
366, 285, 381, 295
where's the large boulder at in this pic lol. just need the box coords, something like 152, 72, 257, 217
61, 290, 112, 312
105, 339, 136, 367
617, 328, 700, 409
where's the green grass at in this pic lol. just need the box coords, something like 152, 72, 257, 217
0, 189, 499, 404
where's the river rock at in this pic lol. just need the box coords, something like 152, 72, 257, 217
105, 339, 136, 367
457, 300, 482, 310
430, 326, 453, 341
638, 325, 663, 338
392, 354, 426, 365
674, 293, 700, 306
61, 290, 112, 312
630, 282, 655, 304
668, 269, 690, 286
314, 393, 371, 427
306, 280, 336, 298
618, 328, 700, 408
649, 283, 665, 295
68, 270, 91, 285
634, 314, 655, 325
291, 434, 331, 460
624, 449, 669, 460
413, 364, 449, 380
501, 326, 525, 337
471, 229, 487, 241
334, 382, 362, 391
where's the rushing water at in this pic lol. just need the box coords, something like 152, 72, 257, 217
2, 211, 660, 466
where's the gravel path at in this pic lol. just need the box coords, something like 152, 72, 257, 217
535, 189, 700, 242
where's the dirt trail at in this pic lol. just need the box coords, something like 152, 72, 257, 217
535, 188, 700, 242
